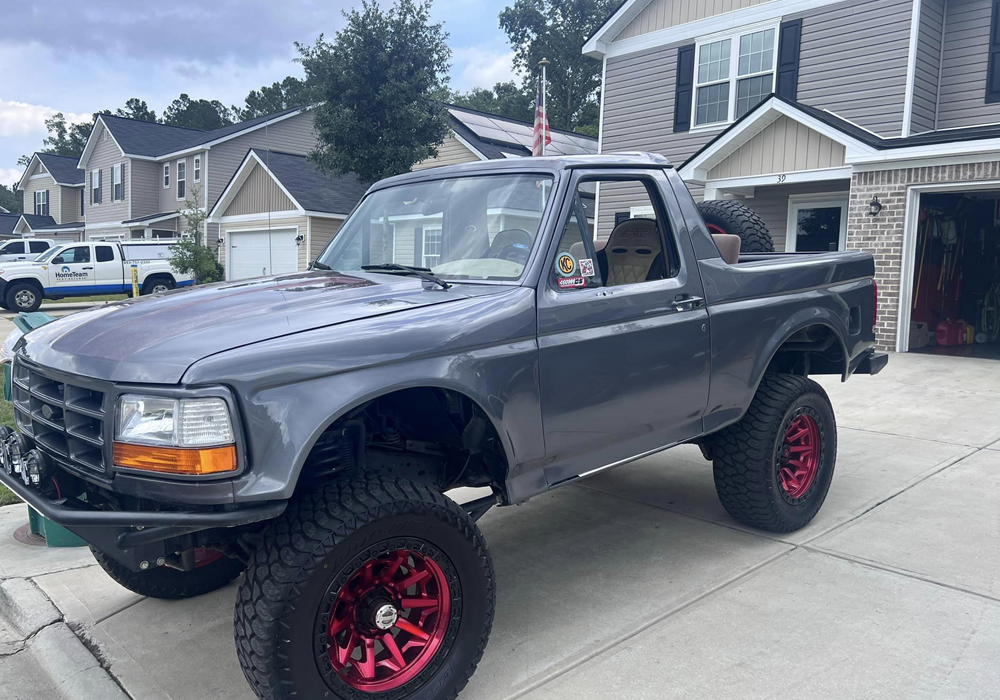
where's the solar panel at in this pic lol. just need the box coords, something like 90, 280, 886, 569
449, 107, 598, 156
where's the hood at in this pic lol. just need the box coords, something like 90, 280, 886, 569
18, 270, 503, 384
0, 260, 43, 274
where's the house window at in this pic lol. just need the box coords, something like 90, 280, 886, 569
193, 156, 201, 183
112, 163, 123, 201
34, 190, 49, 217
163, 163, 170, 189
694, 25, 777, 128
422, 227, 442, 268
91, 169, 101, 204
176, 160, 186, 200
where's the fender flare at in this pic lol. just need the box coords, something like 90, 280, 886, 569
750, 307, 851, 392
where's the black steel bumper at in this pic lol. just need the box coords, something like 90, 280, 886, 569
856, 350, 889, 376
0, 466, 285, 569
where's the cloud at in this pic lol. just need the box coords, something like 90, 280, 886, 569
452, 47, 518, 91
0, 99, 91, 138
0, 167, 24, 188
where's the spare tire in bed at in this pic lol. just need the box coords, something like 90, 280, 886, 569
697, 200, 774, 253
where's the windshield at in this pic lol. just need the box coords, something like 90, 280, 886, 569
317, 173, 553, 281
33, 245, 63, 263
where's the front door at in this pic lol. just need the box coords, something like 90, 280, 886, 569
537, 171, 711, 486
47, 245, 95, 293
787, 194, 849, 252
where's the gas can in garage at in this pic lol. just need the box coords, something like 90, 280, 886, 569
936, 319, 967, 346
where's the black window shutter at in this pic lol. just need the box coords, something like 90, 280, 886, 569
414, 226, 423, 266
674, 44, 696, 133
776, 19, 803, 101
44, 189, 49, 216
98, 169, 103, 203
614, 212, 631, 227
80, 188, 84, 216
122, 162, 126, 200
988, 1, 1000, 103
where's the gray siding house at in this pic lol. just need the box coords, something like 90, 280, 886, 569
587, 0, 1000, 356
12, 153, 85, 240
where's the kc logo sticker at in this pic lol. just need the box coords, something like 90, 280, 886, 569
556, 253, 576, 277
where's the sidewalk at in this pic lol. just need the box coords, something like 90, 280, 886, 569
0, 353, 998, 700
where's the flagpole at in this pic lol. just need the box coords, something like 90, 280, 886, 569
539, 58, 550, 157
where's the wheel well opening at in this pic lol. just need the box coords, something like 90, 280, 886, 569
765, 324, 846, 377
297, 388, 509, 501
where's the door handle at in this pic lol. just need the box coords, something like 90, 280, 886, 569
82, 266, 94, 270
672, 295, 704, 311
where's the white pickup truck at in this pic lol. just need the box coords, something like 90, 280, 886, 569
0, 240, 194, 312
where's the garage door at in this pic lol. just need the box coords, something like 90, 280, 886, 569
229, 229, 298, 280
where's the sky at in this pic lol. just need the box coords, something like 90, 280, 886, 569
0, 0, 520, 188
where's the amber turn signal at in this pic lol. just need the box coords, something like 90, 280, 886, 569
113, 442, 237, 475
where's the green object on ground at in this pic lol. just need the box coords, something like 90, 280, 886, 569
11, 311, 58, 334
27, 505, 87, 547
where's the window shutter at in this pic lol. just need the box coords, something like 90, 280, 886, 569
98, 169, 103, 204
674, 44, 696, 133
988, 1, 1000, 103
776, 19, 803, 101
614, 212, 630, 227
44, 189, 49, 217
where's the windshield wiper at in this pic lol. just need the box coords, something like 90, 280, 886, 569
310, 260, 331, 270
361, 263, 451, 290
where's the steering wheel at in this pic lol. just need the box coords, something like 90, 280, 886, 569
489, 229, 534, 266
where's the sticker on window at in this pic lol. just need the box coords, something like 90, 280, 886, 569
556, 253, 576, 277
557, 276, 586, 289
579, 258, 595, 277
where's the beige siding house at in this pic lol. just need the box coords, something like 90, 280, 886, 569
13, 153, 85, 240
587, 0, 1000, 356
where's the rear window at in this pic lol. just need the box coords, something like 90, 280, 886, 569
28, 241, 49, 253
2, 242, 25, 254
122, 244, 173, 261
96, 246, 115, 262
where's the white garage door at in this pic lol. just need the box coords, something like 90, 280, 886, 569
228, 229, 298, 280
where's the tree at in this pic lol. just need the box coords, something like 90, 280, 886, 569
499, 0, 616, 132
115, 98, 157, 122
0, 184, 22, 214
162, 94, 234, 131
234, 77, 313, 121
298, 0, 452, 183
168, 186, 224, 284
451, 81, 534, 122
37, 112, 94, 159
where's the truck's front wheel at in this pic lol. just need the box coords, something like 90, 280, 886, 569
710, 374, 837, 532
4, 282, 42, 312
235, 477, 495, 700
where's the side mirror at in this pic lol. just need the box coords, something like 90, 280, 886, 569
52, 256, 64, 264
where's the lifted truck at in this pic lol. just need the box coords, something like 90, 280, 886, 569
0, 154, 885, 700
0, 239, 193, 312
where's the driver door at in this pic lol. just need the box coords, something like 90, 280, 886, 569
537, 170, 711, 486
48, 245, 96, 292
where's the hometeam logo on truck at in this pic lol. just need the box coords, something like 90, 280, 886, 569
54, 265, 89, 281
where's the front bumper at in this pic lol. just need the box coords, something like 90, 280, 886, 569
0, 465, 285, 569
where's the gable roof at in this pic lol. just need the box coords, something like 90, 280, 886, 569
445, 105, 598, 159
79, 106, 307, 166
36, 153, 85, 186
0, 213, 18, 236
210, 149, 369, 220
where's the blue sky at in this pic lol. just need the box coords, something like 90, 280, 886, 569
0, 0, 519, 188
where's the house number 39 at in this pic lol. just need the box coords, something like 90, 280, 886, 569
777, 174, 787, 183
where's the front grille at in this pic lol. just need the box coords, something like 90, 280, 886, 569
11, 359, 108, 475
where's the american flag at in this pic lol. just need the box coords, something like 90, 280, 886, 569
532, 75, 551, 157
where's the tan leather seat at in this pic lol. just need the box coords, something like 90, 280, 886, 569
712, 233, 741, 265
603, 219, 661, 286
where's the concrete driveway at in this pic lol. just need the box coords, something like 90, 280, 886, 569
1, 352, 998, 700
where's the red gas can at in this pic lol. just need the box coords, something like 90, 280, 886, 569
936, 319, 967, 346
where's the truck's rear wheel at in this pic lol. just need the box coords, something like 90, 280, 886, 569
710, 374, 836, 532
4, 282, 42, 312
91, 546, 245, 599
142, 277, 175, 295
235, 477, 495, 700
698, 200, 774, 252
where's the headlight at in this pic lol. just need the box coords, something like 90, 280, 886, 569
114, 395, 237, 475
0, 327, 23, 364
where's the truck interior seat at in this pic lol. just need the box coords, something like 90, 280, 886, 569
602, 218, 665, 286
712, 233, 741, 265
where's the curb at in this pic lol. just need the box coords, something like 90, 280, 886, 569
0, 577, 129, 700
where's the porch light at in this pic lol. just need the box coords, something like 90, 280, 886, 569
295, 234, 305, 246
868, 196, 883, 217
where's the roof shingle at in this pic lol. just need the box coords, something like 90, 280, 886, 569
249, 149, 370, 215
36, 153, 85, 185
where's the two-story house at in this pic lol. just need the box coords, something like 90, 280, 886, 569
75, 107, 317, 245
587, 0, 1000, 357
13, 153, 86, 240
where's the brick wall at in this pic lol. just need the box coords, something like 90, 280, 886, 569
847, 161, 1000, 350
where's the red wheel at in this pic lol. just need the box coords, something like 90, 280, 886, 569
778, 413, 821, 499
327, 549, 452, 692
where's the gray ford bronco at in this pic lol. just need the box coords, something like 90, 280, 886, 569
0, 154, 885, 700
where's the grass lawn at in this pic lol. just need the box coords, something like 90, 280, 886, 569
44, 294, 128, 304
0, 398, 16, 505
